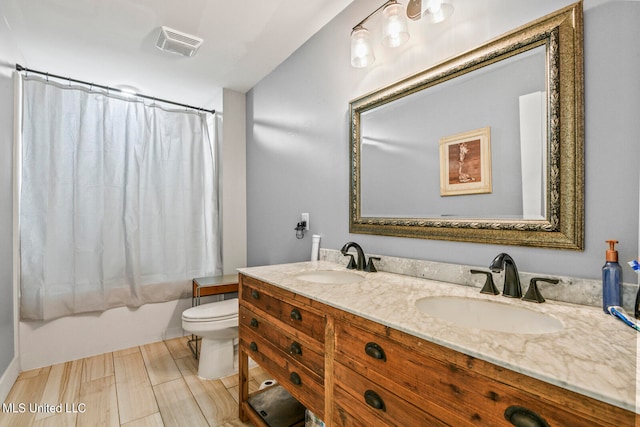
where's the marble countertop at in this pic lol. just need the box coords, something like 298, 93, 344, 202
238, 260, 638, 413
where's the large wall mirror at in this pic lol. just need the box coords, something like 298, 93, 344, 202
349, 2, 584, 249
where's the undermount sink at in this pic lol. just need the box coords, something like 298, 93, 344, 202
415, 296, 563, 334
294, 270, 365, 284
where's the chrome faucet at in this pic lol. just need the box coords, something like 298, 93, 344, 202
341, 242, 366, 271
489, 253, 522, 298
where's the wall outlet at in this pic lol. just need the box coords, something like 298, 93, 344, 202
301, 213, 309, 231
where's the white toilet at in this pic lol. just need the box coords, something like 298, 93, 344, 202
181, 298, 239, 379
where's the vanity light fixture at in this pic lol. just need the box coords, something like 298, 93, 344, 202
350, 26, 375, 68
406, 0, 454, 23
350, 0, 410, 68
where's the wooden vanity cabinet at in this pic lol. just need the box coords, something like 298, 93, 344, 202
239, 274, 636, 427
331, 309, 635, 427
238, 274, 327, 426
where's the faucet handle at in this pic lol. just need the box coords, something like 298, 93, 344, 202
470, 269, 499, 295
522, 277, 559, 303
469, 270, 500, 295
343, 253, 357, 270
365, 257, 380, 273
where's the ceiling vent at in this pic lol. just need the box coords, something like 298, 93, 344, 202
156, 26, 203, 57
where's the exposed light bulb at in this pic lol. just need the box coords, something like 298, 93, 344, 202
422, 0, 454, 24
381, 2, 410, 48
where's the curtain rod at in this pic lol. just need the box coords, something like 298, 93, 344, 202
15, 64, 215, 115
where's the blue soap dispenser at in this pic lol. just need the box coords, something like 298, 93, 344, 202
602, 240, 622, 313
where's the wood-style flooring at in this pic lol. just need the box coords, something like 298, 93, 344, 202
0, 336, 269, 426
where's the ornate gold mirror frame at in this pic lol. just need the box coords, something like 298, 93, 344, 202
349, 2, 584, 249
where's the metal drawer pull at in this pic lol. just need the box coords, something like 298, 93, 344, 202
364, 390, 386, 411
251, 290, 259, 299
249, 342, 258, 352
504, 405, 549, 427
289, 342, 302, 355
365, 342, 386, 361
250, 318, 259, 328
289, 372, 302, 385
290, 308, 302, 321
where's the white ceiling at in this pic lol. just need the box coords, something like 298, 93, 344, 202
1, 0, 354, 109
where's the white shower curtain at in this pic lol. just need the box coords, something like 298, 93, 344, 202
19, 76, 221, 321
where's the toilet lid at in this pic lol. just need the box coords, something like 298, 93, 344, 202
182, 298, 238, 322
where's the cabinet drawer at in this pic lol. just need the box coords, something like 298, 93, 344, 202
240, 327, 324, 418
333, 362, 447, 427
334, 319, 599, 426
240, 305, 324, 378
241, 279, 325, 343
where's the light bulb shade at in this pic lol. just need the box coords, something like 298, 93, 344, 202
381, 2, 410, 48
422, 0, 454, 23
350, 26, 375, 68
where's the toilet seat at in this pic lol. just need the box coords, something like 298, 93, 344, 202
182, 298, 238, 322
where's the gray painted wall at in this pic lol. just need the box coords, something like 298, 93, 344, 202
0, 75, 15, 374
0, 6, 22, 382
0, 0, 19, 382
246, 0, 640, 284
